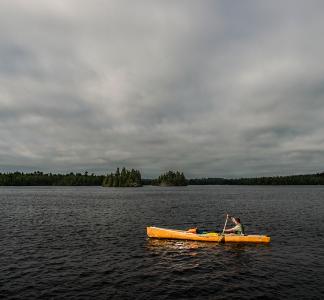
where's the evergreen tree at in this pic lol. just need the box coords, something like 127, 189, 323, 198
102, 167, 142, 187
153, 170, 187, 186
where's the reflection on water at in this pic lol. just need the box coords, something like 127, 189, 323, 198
146, 238, 203, 272
146, 237, 270, 253
146, 238, 272, 287
147, 238, 217, 251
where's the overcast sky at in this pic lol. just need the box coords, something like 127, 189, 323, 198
1, 1, 324, 178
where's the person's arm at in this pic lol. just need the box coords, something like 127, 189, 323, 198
224, 224, 240, 233
224, 226, 236, 233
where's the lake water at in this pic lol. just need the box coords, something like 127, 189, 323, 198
0, 186, 323, 299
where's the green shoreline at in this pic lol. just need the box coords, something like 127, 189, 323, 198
0, 171, 323, 186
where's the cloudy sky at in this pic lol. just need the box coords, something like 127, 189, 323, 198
1, 0, 324, 178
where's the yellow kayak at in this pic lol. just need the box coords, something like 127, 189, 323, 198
147, 226, 270, 244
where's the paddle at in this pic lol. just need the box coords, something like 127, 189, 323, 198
218, 214, 229, 243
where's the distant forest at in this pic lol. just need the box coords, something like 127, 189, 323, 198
0, 171, 104, 186
188, 173, 324, 185
0, 171, 324, 186
151, 170, 187, 186
102, 167, 142, 187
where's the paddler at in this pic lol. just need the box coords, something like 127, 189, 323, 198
224, 215, 245, 235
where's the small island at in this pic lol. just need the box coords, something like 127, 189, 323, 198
102, 167, 142, 187
152, 170, 187, 186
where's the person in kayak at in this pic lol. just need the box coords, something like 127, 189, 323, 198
224, 215, 245, 235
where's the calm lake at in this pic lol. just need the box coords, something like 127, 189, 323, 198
0, 186, 323, 299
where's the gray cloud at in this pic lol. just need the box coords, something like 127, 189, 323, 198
0, 0, 324, 177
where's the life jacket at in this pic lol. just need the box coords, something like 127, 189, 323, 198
235, 224, 245, 235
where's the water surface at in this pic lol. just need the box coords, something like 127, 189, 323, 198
0, 186, 323, 299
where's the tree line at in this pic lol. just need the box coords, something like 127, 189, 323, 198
0, 171, 104, 186
188, 173, 324, 185
0, 170, 323, 186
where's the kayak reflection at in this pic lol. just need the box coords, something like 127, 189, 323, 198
146, 238, 271, 275
146, 238, 270, 253
147, 238, 217, 251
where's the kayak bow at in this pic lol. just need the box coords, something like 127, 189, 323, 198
147, 226, 270, 244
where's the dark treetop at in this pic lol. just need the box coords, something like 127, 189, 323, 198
151, 170, 188, 186
102, 167, 142, 187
